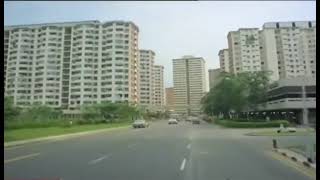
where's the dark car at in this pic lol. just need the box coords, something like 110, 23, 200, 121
192, 118, 200, 124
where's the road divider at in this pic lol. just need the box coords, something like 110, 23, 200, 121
5, 126, 129, 148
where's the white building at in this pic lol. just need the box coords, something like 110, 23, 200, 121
4, 20, 140, 109
218, 49, 230, 72
225, 21, 316, 82
139, 49, 155, 106
227, 28, 262, 75
262, 21, 316, 80
153, 65, 165, 109
173, 56, 206, 115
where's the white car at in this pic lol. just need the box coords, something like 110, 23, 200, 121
277, 127, 296, 133
132, 120, 149, 128
168, 118, 178, 125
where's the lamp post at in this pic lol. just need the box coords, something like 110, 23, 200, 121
301, 76, 309, 126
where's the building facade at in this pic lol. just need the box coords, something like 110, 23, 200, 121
139, 50, 155, 106
4, 20, 140, 109
153, 65, 164, 109
224, 21, 316, 82
256, 76, 316, 125
218, 49, 230, 72
227, 28, 262, 75
165, 87, 175, 112
173, 56, 206, 115
208, 68, 222, 89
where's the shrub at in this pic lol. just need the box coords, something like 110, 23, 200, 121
215, 119, 289, 128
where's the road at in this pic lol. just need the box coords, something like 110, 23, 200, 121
4, 120, 315, 180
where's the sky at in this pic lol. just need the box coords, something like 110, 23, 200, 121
4, 1, 316, 88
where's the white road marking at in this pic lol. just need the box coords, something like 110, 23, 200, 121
180, 158, 187, 171
88, 154, 110, 165
199, 151, 208, 155
4, 152, 41, 164
128, 143, 137, 149
5, 145, 24, 150
187, 144, 191, 149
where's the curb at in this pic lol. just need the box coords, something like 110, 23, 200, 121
302, 161, 311, 168
275, 148, 316, 170
4, 126, 129, 148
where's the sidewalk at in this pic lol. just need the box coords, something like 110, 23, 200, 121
4, 126, 129, 148
276, 148, 316, 169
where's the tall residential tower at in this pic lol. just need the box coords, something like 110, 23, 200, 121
173, 56, 206, 115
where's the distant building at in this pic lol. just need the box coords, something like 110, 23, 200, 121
165, 87, 175, 111
173, 56, 206, 115
208, 68, 222, 89
153, 65, 165, 109
218, 49, 230, 72
139, 50, 155, 106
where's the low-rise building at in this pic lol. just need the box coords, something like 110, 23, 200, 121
256, 76, 316, 125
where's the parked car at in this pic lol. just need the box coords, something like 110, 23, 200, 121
192, 117, 200, 124
132, 119, 149, 128
168, 118, 178, 125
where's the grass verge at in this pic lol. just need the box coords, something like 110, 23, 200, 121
4, 121, 131, 142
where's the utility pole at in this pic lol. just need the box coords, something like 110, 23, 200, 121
301, 76, 309, 126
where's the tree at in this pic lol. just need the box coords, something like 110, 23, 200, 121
201, 71, 271, 118
4, 96, 20, 122
202, 73, 247, 118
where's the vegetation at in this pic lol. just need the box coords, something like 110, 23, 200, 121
143, 110, 170, 120
201, 71, 272, 119
215, 119, 289, 128
4, 98, 143, 130
80, 102, 140, 123
4, 122, 130, 142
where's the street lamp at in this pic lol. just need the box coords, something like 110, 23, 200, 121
301, 76, 309, 126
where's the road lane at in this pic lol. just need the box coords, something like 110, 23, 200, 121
4, 119, 314, 180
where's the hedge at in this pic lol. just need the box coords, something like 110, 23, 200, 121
215, 119, 290, 128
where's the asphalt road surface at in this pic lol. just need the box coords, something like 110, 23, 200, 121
4, 119, 315, 180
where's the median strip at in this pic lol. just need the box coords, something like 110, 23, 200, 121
4, 152, 41, 164
5, 125, 130, 148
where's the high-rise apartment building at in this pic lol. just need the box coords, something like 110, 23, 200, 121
225, 21, 316, 81
173, 56, 206, 115
218, 49, 230, 72
228, 28, 262, 75
261, 21, 316, 80
139, 50, 154, 105
208, 68, 222, 89
153, 65, 164, 108
165, 87, 175, 111
4, 20, 140, 108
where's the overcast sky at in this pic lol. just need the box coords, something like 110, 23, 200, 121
4, 1, 316, 88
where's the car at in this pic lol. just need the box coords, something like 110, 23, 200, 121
168, 118, 178, 124
132, 119, 149, 128
277, 127, 296, 133
192, 119, 200, 124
